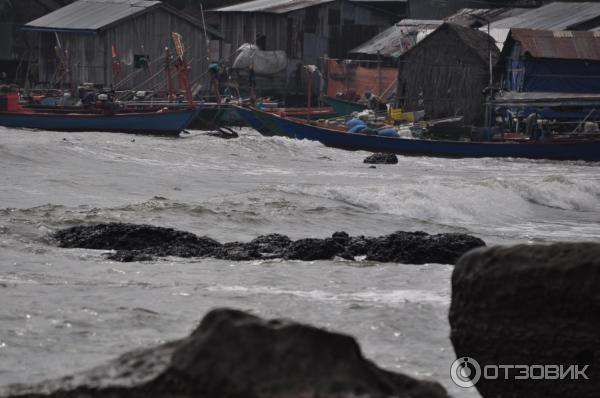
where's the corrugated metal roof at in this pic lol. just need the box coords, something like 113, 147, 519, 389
445, 7, 525, 28
24, 0, 162, 32
489, 2, 600, 30
23, 0, 224, 38
510, 28, 600, 61
350, 19, 442, 56
212, 0, 336, 14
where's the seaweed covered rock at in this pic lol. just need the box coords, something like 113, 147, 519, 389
363, 153, 399, 164
0, 309, 448, 398
450, 243, 600, 398
52, 223, 485, 264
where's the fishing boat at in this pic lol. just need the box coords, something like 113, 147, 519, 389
0, 32, 201, 136
323, 96, 367, 115
0, 105, 200, 136
235, 106, 600, 161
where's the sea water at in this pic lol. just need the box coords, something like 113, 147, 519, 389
1, 127, 599, 397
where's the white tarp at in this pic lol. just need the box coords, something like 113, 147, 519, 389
232, 44, 288, 75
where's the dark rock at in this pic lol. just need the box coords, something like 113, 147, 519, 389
284, 238, 346, 261
366, 231, 485, 264
214, 242, 261, 261
364, 153, 398, 164
107, 251, 155, 262
205, 128, 239, 139
346, 235, 376, 257
0, 309, 448, 398
53, 223, 222, 258
450, 243, 600, 398
331, 231, 351, 245
249, 234, 292, 259
52, 223, 484, 265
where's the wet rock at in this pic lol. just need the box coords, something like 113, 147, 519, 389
366, 231, 485, 265
0, 308, 448, 398
331, 231, 351, 245
364, 153, 398, 164
284, 238, 347, 261
53, 223, 222, 258
214, 242, 261, 261
52, 223, 484, 265
107, 250, 155, 262
346, 235, 376, 257
205, 128, 239, 139
249, 234, 292, 259
449, 243, 600, 398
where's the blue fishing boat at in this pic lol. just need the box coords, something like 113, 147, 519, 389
0, 107, 200, 136
235, 106, 600, 161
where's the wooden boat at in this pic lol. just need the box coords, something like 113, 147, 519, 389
0, 106, 200, 136
323, 96, 367, 116
235, 106, 600, 161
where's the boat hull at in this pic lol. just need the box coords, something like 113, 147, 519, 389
0, 108, 199, 135
323, 96, 367, 116
239, 107, 600, 161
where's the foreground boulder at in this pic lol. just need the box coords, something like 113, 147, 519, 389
363, 153, 398, 164
450, 243, 600, 398
0, 309, 448, 398
52, 223, 485, 264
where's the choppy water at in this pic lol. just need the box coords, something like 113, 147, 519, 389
1, 127, 599, 397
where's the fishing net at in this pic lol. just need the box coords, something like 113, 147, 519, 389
232, 44, 288, 75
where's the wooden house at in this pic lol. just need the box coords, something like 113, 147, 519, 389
397, 23, 499, 124
209, 0, 399, 95
23, 0, 223, 91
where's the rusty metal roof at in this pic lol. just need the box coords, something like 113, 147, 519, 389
212, 0, 336, 13
510, 28, 600, 61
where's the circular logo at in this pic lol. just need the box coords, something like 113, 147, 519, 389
450, 357, 481, 388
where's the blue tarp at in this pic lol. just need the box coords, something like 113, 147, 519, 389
505, 49, 600, 93
523, 59, 600, 93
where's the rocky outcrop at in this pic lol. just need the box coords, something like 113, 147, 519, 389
52, 223, 485, 264
0, 308, 448, 398
363, 153, 399, 164
449, 243, 600, 398
54, 223, 222, 258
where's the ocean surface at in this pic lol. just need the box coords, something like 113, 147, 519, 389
1, 127, 599, 397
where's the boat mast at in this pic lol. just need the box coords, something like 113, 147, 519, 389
171, 32, 194, 106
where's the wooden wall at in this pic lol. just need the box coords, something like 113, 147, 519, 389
398, 27, 490, 124
214, 0, 393, 95
37, 7, 215, 91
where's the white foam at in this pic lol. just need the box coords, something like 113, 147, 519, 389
205, 285, 449, 305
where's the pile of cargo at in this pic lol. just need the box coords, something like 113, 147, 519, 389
345, 110, 414, 138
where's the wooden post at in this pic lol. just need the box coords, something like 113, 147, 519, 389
306, 66, 312, 119
377, 50, 382, 97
